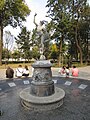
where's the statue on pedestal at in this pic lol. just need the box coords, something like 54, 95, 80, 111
19, 14, 65, 112
33, 13, 49, 60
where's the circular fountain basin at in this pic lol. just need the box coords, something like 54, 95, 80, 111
20, 87, 65, 111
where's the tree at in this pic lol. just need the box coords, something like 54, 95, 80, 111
46, 0, 90, 65
67, 0, 90, 64
70, 0, 87, 64
0, 0, 30, 65
3, 31, 14, 61
15, 27, 32, 61
46, 0, 71, 66
12, 50, 21, 60
49, 43, 58, 60
32, 46, 40, 60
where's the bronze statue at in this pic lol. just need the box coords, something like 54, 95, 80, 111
33, 13, 49, 58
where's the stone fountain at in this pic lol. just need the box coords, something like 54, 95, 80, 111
19, 14, 65, 111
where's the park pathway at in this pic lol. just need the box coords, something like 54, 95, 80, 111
0, 66, 90, 81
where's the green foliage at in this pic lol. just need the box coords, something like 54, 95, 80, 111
12, 50, 20, 60
46, 0, 90, 65
0, 0, 31, 65
0, 0, 4, 10
2, 48, 11, 60
49, 44, 58, 59
0, 0, 30, 27
32, 46, 40, 60
2, 48, 7, 59
31, 29, 39, 46
15, 27, 32, 60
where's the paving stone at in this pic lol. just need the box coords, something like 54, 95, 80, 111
8, 82, 16, 87
23, 80, 30, 85
64, 81, 72, 85
52, 80, 57, 84
78, 84, 88, 89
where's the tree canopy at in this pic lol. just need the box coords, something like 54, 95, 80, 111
0, 0, 30, 27
46, 0, 90, 65
0, 0, 31, 65
15, 27, 32, 60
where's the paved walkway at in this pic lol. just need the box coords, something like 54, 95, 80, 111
52, 66, 90, 81
0, 66, 90, 81
0, 66, 90, 120
0, 70, 90, 120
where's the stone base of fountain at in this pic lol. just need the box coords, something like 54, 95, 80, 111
20, 60, 65, 111
30, 80, 55, 97
20, 87, 65, 111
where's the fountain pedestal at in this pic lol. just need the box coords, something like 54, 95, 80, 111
20, 60, 65, 111
30, 60, 54, 97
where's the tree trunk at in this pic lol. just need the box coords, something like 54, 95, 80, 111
75, 26, 83, 65
58, 35, 63, 67
0, 25, 3, 65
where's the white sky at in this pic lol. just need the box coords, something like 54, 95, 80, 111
25, 0, 50, 30
88, 0, 90, 4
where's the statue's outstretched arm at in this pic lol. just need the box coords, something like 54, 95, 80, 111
33, 13, 38, 27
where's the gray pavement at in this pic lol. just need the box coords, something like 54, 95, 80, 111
0, 66, 90, 81
0, 66, 90, 120
52, 66, 90, 80
0, 74, 90, 120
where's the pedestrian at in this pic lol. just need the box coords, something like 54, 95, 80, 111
15, 65, 23, 78
71, 66, 79, 77
6, 66, 14, 78
22, 65, 29, 77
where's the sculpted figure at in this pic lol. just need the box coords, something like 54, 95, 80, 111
33, 13, 49, 56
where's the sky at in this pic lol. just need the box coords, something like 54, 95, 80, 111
88, 0, 90, 4
25, 0, 50, 31
4, 0, 50, 37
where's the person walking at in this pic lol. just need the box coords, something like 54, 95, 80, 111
6, 66, 14, 78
